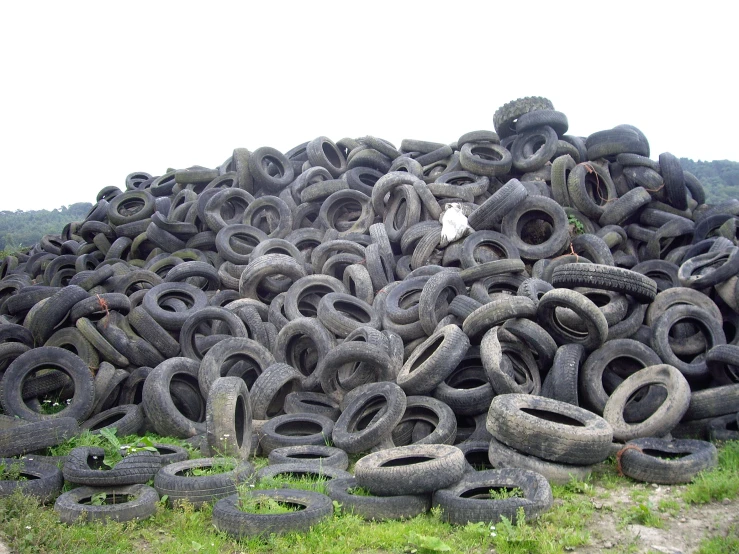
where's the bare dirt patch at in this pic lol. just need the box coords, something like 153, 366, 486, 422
577, 483, 738, 554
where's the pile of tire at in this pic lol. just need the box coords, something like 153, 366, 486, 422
0, 96, 737, 533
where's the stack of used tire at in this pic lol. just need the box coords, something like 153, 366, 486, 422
0, 95, 737, 535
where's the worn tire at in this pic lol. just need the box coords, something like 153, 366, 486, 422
354, 444, 466, 496
486, 394, 613, 465
54, 484, 158, 524
432, 468, 553, 525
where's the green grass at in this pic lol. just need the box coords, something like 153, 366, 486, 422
488, 486, 524, 500
697, 525, 739, 554
657, 498, 681, 517
250, 471, 330, 495
183, 458, 237, 477
0, 471, 600, 554
238, 494, 301, 515
2, 437, 737, 554
683, 440, 739, 504
567, 215, 585, 235
0, 461, 27, 481
347, 485, 373, 497
618, 501, 664, 529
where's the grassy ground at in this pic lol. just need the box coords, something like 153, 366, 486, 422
0, 434, 737, 554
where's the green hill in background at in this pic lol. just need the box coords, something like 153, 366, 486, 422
680, 158, 739, 203
0, 202, 92, 253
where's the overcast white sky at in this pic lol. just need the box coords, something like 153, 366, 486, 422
1, 1, 736, 211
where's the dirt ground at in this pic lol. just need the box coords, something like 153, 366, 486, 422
575, 483, 738, 554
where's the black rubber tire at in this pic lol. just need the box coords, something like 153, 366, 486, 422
651, 305, 726, 382
493, 96, 554, 139
500, 194, 569, 260
683, 384, 739, 421
212, 488, 333, 538
516, 278, 554, 307
536, 289, 609, 351
585, 128, 649, 160
283, 392, 341, 421
142, 357, 206, 438
354, 444, 466, 496
516, 109, 568, 135
96, 312, 164, 369
214, 223, 267, 265
62, 446, 161, 487
658, 152, 688, 210
467, 179, 528, 231
456, 441, 494, 473
461, 230, 520, 269
603, 364, 691, 441
599, 186, 652, 227
199, 337, 275, 399
678, 247, 739, 289
486, 394, 613, 465
25, 285, 90, 346
463, 296, 537, 341
248, 147, 295, 193
205, 377, 252, 460
646, 286, 722, 335
178, 306, 248, 361
619, 437, 718, 484
342, 263, 374, 305
567, 162, 617, 219
54, 483, 159, 524
390, 395, 458, 447
327, 476, 430, 521
317, 292, 380, 338
255, 462, 351, 485
80, 404, 144, 436
127, 306, 181, 359
511, 126, 559, 173
480, 327, 541, 395
540, 344, 585, 406
487, 437, 595, 485
153, 457, 254, 508
501, 318, 558, 375
397, 325, 470, 395
258, 413, 335, 455
162, 260, 220, 291
459, 143, 512, 177
432, 468, 553, 525
239, 254, 307, 303
141, 282, 208, 332
268, 445, 349, 470
707, 414, 739, 442
236, 195, 290, 240
432, 347, 494, 416
274, 317, 336, 389
551, 263, 657, 304
316, 339, 393, 403
706, 344, 739, 385
0, 346, 94, 423
332, 382, 406, 454
580, 338, 663, 416
0, 417, 79, 458
249, 363, 302, 420
307, 136, 347, 177
0, 457, 64, 504
107, 190, 156, 226
684, 171, 706, 205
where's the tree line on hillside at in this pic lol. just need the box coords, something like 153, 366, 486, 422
0, 159, 737, 255
679, 158, 739, 204
0, 203, 92, 252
